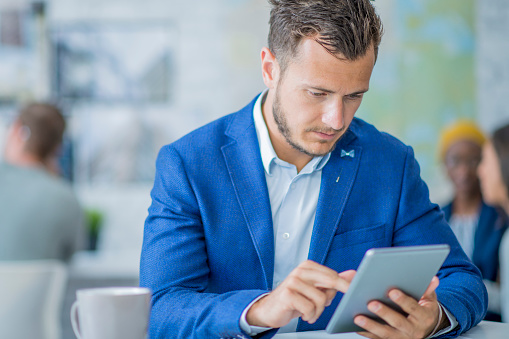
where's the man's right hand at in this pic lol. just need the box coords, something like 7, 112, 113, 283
246, 260, 356, 328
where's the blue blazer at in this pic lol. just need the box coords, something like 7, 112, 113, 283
140, 96, 487, 339
442, 202, 508, 282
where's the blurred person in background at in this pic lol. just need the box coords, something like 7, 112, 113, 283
440, 121, 508, 321
0, 103, 85, 261
478, 123, 509, 322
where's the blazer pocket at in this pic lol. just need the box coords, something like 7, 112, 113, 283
328, 223, 387, 252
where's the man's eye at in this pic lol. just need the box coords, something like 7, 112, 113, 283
309, 91, 326, 97
347, 94, 362, 100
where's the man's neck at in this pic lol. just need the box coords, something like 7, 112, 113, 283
5, 152, 45, 170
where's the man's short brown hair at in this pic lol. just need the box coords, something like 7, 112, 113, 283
268, 0, 383, 72
18, 103, 66, 161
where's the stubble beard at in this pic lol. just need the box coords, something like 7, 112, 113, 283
272, 87, 341, 158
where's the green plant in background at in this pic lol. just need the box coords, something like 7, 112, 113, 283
85, 208, 104, 251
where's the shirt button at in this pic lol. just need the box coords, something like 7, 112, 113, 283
283, 233, 290, 240
290, 183, 296, 190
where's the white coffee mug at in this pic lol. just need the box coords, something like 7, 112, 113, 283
70, 287, 151, 339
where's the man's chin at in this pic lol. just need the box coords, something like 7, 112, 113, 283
301, 143, 337, 157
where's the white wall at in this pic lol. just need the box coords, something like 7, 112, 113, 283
49, 0, 270, 135
476, 0, 509, 133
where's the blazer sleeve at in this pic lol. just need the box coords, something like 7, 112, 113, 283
139, 145, 276, 339
392, 146, 487, 338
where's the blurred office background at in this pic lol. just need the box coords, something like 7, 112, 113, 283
0, 0, 509, 337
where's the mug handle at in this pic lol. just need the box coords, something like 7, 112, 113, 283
70, 301, 82, 339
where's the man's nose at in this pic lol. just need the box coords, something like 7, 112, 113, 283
322, 99, 345, 131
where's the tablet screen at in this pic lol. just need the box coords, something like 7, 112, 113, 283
326, 244, 450, 334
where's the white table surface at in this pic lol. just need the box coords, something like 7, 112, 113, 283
273, 321, 509, 338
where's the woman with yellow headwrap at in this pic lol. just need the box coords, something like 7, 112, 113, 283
440, 121, 508, 322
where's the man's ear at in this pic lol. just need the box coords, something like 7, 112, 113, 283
14, 121, 31, 142
9, 121, 25, 142
3, 121, 26, 162
261, 47, 280, 89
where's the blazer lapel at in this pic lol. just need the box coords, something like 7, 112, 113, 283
221, 102, 275, 289
308, 131, 362, 264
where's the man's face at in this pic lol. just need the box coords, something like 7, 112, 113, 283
268, 38, 375, 158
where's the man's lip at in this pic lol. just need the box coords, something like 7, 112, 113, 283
314, 131, 337, 140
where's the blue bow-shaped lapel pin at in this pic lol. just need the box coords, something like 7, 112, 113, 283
341, 149, 355, 158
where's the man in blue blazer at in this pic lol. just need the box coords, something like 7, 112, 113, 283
140, 1, 487, 338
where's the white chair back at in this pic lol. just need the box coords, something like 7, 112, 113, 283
0, 260, 67, 339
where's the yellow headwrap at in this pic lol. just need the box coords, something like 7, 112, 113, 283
439, 121, 486, 160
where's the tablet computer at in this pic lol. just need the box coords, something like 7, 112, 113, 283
325, 244, 450, 334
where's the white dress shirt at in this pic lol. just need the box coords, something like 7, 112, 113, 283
240, 90, 457, 337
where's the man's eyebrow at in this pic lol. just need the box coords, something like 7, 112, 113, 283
307, 86, 335, 93
348, 88, 370, 96
306, 86, 370, 96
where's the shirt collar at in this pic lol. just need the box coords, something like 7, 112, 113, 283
253, 90, 331, 176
